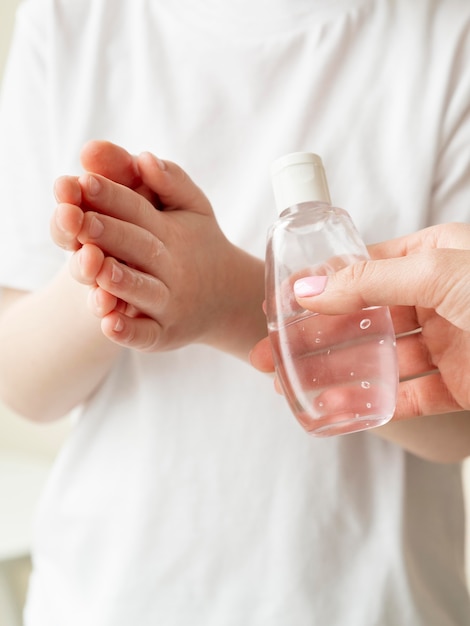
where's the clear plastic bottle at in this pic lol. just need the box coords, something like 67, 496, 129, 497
265, 152, 398, 436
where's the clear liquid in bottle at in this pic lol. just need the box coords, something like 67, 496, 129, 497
266, 152, 398, 436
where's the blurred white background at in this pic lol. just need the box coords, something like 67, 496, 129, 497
0, 4, 71, 625
0, 1, 469, 624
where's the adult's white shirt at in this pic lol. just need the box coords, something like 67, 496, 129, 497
0, 0, 469, 624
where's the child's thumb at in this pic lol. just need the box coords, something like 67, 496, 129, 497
137, 152, 214, 216
81, 140, 141, 189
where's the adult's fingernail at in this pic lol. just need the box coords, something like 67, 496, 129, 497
294, 276, 328, 298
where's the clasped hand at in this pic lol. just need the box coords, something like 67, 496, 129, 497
50, 142, 238, 352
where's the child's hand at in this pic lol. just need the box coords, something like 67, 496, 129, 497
51, 141, 151, 321
52, 141, 142, 249
52, 145, 265, 355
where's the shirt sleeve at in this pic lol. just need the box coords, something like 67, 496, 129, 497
0, 0, 66, 292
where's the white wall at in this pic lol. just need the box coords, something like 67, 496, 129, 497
0, 0, 19, 68
0, 6, 70, 621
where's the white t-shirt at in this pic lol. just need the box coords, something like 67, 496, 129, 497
0, 0, 469, 624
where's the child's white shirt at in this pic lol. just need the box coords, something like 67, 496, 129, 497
0, 1, 469, 624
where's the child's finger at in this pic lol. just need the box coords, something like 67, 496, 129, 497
53, 175, 82, 205
87, 286, 118, 318
50, 203, 85, 251
100, 313, 162, 352
78, 173, 162, 234
94, 257, 170, 321
76, 211, 167, 276
69, 243, 105, 285
137, 152, 214, 216
80, 140, 141, 189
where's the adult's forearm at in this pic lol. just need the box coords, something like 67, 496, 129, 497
374, 410, 470, 463
0, 267, 121, 422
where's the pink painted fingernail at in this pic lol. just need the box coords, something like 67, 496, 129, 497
294, 276, 328, 298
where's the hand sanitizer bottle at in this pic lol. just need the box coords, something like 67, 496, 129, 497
265, 152, 398, 436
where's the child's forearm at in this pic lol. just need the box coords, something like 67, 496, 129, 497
199, 246, 268, 361
0, 266, 121, 422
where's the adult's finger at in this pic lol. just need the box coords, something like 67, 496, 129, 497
367, 222, 470, 260
249, 336, 275, 373
293, 248, 470, 330
394, 372, 463, 420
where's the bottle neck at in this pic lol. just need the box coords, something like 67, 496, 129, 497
279, 199, 332, 218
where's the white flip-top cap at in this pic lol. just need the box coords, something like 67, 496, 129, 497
271, 152, 331, 213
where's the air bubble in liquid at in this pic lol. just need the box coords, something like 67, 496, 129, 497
361, 381, 371, 389
360, 318, 371, 330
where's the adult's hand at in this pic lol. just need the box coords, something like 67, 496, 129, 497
251, 223, 470, 419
